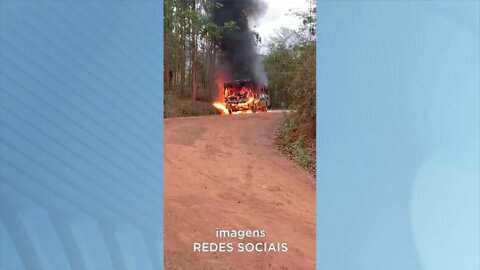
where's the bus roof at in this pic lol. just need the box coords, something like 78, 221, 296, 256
223, 79, 254, 87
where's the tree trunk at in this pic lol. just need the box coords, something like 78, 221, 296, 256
206, 39, 211, 100
180, 23, 186, 97
210, 41, 216, 101
174, 1, 180, 99
164, 0, 172, 94
191, 0, 197, 101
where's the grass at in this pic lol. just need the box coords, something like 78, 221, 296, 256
276, 112, 316, 175
164, 97, 218, 118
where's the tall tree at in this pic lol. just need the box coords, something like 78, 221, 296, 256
190, 0, 197, 101
164, 0, 237, 103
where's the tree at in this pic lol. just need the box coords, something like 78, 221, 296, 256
164, 0, 237, 105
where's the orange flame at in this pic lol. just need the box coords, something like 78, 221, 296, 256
212, 75, 228, 115
212, 97, 256, 115
212, 75, 256, 115
213, 102, 229, 115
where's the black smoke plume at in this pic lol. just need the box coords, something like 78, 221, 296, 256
213, 0, 268, 85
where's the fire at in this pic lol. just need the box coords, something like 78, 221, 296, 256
212, 101, 253, 115
212, 74, 230, 115
212, 75, 257, 115
213, 102, 229, 115
212, 97, 255, 115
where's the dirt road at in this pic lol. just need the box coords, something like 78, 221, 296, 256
164, 111, 315, 270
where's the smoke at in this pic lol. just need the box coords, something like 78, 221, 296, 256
213, 0, 268, 85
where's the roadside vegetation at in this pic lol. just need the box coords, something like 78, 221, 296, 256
164, 94, 218, 118
264, 4, 316, 174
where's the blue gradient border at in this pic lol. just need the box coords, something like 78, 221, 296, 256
1, 1, 164, 269
316, 1, 479, 270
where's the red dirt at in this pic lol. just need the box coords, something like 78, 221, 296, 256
164, 111, 315, 270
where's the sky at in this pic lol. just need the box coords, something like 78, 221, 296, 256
252, 0, 311, 41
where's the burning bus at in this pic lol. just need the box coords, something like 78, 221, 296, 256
210, 0, 270, 116
217, 79, 270, 115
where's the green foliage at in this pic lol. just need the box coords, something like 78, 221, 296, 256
201, 21, 238, 41
270, 42, 315, 173
263, 45, 298, 109
293, 136, 315, 169
266, 1, 316, 173
289, 43, 316, 139
263, 33, 316, 138
164, 0, 241, 103
276, 114, 315, 173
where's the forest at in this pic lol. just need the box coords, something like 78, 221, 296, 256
164, 0, 316, 172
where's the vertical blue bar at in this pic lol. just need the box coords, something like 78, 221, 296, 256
0, 1, 164, 269
316, 1, 479, 270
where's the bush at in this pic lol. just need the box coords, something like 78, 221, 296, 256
276, 112, 315, 174
267, 40, 315, 174
164, 95, 218, 118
